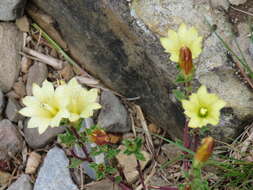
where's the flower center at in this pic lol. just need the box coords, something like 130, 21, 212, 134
42, 103, 58, 116
199, 107, 208, 117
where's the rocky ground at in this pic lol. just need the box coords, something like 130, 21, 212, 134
0, 0, 252, 190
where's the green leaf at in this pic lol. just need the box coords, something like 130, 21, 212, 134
69, 158, 83, 168
135, 152, 145, 161
89, 162, 98, 169
175, 73, 186, 83
114, 176, 122, 184
106, 166, 117, 174
172, 89, 186, 101
106, 149, 120, 160
58, 131, 76, 146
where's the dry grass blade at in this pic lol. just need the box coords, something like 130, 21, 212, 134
23, 47, 63, 70
135, 105, 155, 156
241, 123, 253, 153
130, 113, 137, 138
230, 6, 253, 17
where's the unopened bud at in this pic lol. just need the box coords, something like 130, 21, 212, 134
193, 136, 214, 167
179, 47, 193, 76
90, 129, 110, 145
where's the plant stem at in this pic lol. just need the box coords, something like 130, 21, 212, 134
136, 159, 146, 190
183, 121, 190, 170
193, 128, 200, 152
69, 126, 93, 162
70, 149, 89, 161
108, 176, 133, 190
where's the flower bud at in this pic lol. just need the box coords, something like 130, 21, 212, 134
193, 136, 214, 167
90, 129, 110, 145
179, 47, 193, 76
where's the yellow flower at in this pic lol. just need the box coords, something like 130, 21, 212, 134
182, 85, 226, 128
19, 80, 69, 134
64, 78, 101, 122
160, 23, 202, 63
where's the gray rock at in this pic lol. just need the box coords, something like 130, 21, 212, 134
5, 98, 23, 123
98, 91, 130, 133
16, 16, 30, 32
34, 147, 78, 190
26, 62, 48, 96
0, 0, 27, 21
249, 42, 253, 58
86, 179, 120, 190
210, 0, 230, 11
0, 89, 5, 115
0, 23, 22, 92
13, 78, 26, 98
229, 0, 247, 6
232, 23, 253, 70
7, 174, 32, 190
0, 119, 23, 160
24, 119, 65, 149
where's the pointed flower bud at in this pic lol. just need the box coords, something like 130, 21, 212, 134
193, 136, 214, 168
179, 47, 193, 76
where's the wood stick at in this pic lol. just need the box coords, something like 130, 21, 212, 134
23, 47, 63, 70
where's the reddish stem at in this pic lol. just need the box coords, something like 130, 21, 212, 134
148, 185, 178, 190
70, 149, 89, 161
183, 121, 190, 170
136, 159, 147, 190
70, 126, 93, 162
108, 176, 133, 190
193, 129, 200, 152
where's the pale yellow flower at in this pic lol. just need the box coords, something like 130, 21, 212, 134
19, 80, 69, 134
64, 78, 101, 122
160, 23, 202, 63
182, 85, 226, 128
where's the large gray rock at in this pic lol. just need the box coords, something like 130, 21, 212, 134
0, 119, 23, 160
98, 91, 131, 133
34, 147, 78, 190
0, 23, 22, 92
30, 0, 252, 141
7, 174, 32, 190
24, 119, 65, 149
0, 0, 27, 21
26, 62, 48, 96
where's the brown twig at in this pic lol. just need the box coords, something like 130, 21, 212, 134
23, 47, 63, 70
